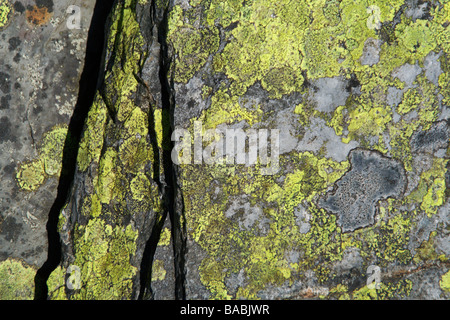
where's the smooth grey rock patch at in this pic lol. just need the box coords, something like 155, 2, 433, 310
309, 76, 349, 113
275, 107, 301, 155
423, 51, 442, 86
319, 149, 407, 232
360, 38, 381, 66
296, 117, 359, 162
392, 63, 422, 87
225, 198, 270, 234
332, 247, 364, 274
174, 75, 207, 127
294, 204, 311, 234
387, 86, 404, 108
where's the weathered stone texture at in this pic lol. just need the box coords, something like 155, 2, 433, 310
0, 0, 95, 299
1, 0, 450, 300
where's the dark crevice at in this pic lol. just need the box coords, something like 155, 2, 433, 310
158, 1, 187, 301
33, 0, 116, 300
138, 212, 167, 300
138, 0, 186, 300
137, 3, 163, 299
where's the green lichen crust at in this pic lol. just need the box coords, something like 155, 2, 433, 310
0, 258, 36, 300
0, 0, 12, 30
169, 0, 450, 299
44, 0, 450, 300
49, 0, 163, 299
16, 124, 68, 191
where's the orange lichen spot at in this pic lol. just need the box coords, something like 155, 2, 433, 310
25, 6, 52, 26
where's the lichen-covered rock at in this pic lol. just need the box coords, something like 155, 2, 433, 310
47, 0, 169, 300
2, 0, 450, 300
167, 0, 450, 300
0, 0, 96, 299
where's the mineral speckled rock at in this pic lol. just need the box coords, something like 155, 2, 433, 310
1, 0, 450, 300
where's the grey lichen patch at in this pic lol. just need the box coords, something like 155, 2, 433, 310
319, 149, 407, 232
0, 116, 14, 143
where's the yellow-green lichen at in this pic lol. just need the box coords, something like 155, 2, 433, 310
167, 19, 220, 83
153, 108, 163, 149
48, 1, 165, 300
440, 271, 450, 292
151, 260, 167, 282
158, 227, 171, 246
351, 279, 412, 300
77, 96, 108, 172
104, 0, 147, 123
80, 193, 102, 218
377, 212, 412, 263
15, 159, 46, 192
181, 146, 411, 298
181, 151, 351, 299
119, 107, 153, 174
96, 147, 121, 204
47, 266, 67, 300
71, 218, 138, 299
208, 0, 307, 97
16, 124, 68, 191
40, 125, 70, 176
347, 105, 392, 139
130, 171, 155, 203
0, 258, 36, 300
413, 231, 439, 264
197, 87, 263, 130
320, 0, 445, 155
0, 0, 12, 30
407, 158, 448, 216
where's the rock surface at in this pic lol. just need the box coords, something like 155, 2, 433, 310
1, 0, 450, 300
0, 0, 95, 299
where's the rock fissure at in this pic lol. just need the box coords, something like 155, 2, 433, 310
33, 0, 117, 300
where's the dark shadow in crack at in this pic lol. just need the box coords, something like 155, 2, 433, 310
138, 0, 187, 300
33, 0, 116, 300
